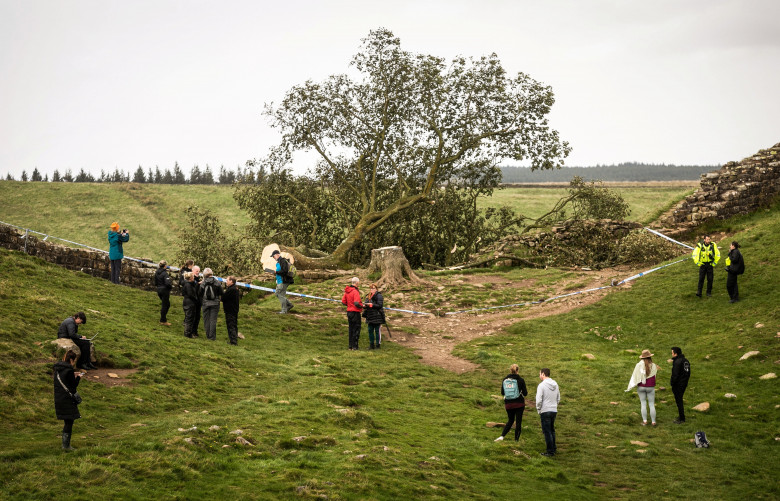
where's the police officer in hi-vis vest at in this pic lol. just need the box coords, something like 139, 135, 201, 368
692, 234, 720, 297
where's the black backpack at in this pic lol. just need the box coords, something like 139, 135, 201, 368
694, 431, 710, 448
204, 283, 216, 301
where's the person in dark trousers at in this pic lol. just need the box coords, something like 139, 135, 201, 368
536, 367, 560, 457
692, 234, 720, 297
53, 350, 84, 451
191, 265, 202, 336
57, 312, 96, 370
363, 283, 384, 349
182, 272, 199, 338
670, 347, 690, 424
155, 260, 173, 326
725, 241, 745, 303
198, 268, 223, 341
495, 364, 528, 442
341, 277, 363, 350
222, 276, 240, 345
272, 250, 294, 313
107, 221, 130, 284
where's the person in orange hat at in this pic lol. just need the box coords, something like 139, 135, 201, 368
107, 222, 130, 284
625, 349, 659, 426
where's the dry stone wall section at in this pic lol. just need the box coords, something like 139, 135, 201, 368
658, 142, 780, 233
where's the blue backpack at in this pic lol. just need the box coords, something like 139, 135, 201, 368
502, 378, 520, 400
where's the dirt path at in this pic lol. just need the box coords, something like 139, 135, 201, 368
389, 268, 633, 373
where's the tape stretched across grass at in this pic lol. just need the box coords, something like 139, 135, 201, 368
1, 220, 691, 317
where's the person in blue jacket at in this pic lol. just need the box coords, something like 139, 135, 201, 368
107, 221, 130, 284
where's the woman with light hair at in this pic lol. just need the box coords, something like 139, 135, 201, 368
495, 364, 528, 442
626, 350, 659, 426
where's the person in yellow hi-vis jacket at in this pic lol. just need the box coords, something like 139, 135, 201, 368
692, 234, 720, 297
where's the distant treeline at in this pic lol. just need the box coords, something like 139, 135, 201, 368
500, 163, 718, 183
3, 163, 258, 184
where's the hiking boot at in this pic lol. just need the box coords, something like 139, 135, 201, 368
288, 304, 294, 312
673, 419, 685, 424
540, 452, 555, 457
376, 343, 381, 349
695, 293, 702, 298
369, 344, 375, 350
84, 363, 98, 370
62, 433, 74, 452
494, 436, 504, 442
706, 293, 712, 297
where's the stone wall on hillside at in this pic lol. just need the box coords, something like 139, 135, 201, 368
657, 142, 780, 233
0, 223, 350, 291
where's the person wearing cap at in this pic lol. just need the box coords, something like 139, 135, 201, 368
272, 250, 294, 314
154, 260, 173, 326
341, 277, 363, 350
57, 312, 96, 370
724, 241, 745, 303
692, 234, 720, 297
670, 347, 691, 424
625, 350, 659, 426
107, 222, 130, 284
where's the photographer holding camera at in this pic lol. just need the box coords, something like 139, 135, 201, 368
107, 222, 130, 284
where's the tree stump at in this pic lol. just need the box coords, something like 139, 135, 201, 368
367, 246, 423, 287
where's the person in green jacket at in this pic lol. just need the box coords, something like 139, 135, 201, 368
692, 234, 719, 297
107, 221, 130, 284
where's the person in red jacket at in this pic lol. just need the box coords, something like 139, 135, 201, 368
341, 277, 363, 350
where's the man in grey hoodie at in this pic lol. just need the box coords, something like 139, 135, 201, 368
536, 368, 560, 457
198, 268, 223, 341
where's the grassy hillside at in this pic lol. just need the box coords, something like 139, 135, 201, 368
0, 181, 692, 267
1, 192, 778, 499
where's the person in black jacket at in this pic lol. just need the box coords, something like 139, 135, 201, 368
363, 283, 384, 349
495, 364, 529, 442
53, 350, 84, 451
670, 346, 691, 424
191, 266, 203, 335
178, 259, 194, 289
57, 312, 96, 370
155, 260, 173, 326
222, 276, 240, 345
182, 272, 199, 338
725, 241, 745, 303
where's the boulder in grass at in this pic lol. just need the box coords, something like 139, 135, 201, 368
630, 440, 649, 447
724, 393, 737, 399
581, 353, 596, 361
692, 402, 710, 412
759, 373, 776, 380
51, 338, 80, 359
739, 351, 760, 361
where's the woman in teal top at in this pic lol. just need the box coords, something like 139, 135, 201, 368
107, 221, 130, 284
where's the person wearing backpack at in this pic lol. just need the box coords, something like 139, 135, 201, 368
198, 268, 223, 341
670, 347, 691, 424
154, 260, 173, 326
272, 250, 295, 314
495, 364, 528, 442
724, 241, 744, 303
625, 350, 659, 426
363, 283, 384, 349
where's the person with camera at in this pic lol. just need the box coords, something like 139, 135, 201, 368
53, 350, 85, 451
57, 312, 96, 370
341, 277, 363, 350
107, 221, 130, 284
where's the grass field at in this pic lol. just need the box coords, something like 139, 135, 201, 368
0, 181, 694, 266
1, 183, 778, 499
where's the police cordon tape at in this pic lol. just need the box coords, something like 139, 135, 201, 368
2, 220, 691, 317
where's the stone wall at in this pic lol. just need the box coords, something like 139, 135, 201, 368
658, 142, 780, 233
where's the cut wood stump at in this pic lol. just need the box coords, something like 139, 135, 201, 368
367, 246, 424, 287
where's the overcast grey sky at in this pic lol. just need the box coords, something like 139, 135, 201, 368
1, 0, 778, 179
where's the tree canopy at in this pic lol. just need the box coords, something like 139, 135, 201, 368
236, 28, 570, 266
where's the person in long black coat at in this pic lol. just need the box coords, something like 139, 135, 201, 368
182, 272, 199, 338
57, 312, 95, 370
53, 351, 83, 451
222, 276, 240, 345
725, 241, 745, 303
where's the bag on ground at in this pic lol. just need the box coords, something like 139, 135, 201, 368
694, 431, 710, 448
502, 378, 520, 400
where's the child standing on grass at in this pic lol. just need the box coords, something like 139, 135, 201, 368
626, 349, 659, 426
495, 364, 528, 442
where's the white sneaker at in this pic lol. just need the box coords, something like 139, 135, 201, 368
494, 436, 504, 442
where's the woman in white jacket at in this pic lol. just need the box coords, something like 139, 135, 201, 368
626, 350, 659, 426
